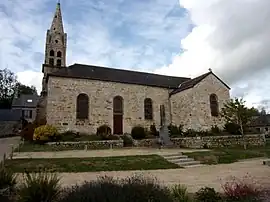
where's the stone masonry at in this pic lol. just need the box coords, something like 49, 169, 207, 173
47, 76, 171, 134
170, 74, 230, 131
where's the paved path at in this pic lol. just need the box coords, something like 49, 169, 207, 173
0, 137, 20, 161
56, 159, 270, 193
13, 148, 210, 159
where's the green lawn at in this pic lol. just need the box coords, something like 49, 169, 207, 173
184, 141, 270, 165
4, 155, 179, 173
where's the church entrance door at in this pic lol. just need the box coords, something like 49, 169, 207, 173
113, 96, 123, 134
113, 114, 123, 134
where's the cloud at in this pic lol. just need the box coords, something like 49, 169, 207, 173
0, 0, 191, 93
155, 0, 270, 111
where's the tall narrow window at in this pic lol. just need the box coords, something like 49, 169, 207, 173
144, 98, 153, 120
56, 59, 61, 67
210, 94, 219, 117
113, 96, 123, 114
76, 94, 89, 119
50, 50, 54, 56
57, 51, 62, 57
49, 58, 54, 66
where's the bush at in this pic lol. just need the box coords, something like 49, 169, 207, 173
222, 175, 261, 201
170, 184, 191, 202
33, 125, 59, 143
20, 123, 35, 141
150, 124, 159, 136
195, 186, 222, 202
131, 126, 146, 140
122, 134, 133, 147
168, 124, 180, 137
96, 124, 112, 136
210, 125, 221, 134
183, 129, 198, 137
18, 171, 61, 202
224, 123, 241, 135
59, 174, 173, 202
101, 134, 120, 140
0, 164, 16, 191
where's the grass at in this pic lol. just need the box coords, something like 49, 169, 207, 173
184, 140, 270, 165
4, 155, 180, 173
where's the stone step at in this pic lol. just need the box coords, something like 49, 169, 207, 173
175, 160, 201, 167
164, 155, 188, 160
162, 153, 183, 157
169, 158, 195, 163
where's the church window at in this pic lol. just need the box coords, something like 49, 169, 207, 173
57, 51, 62, 57
144, 98, 153, 120
210, 94, 219, 117
113, 96, 123, 114
76, 93, 89, 119
50, 50, 54, 56
49, 58, 54, 66
56, 59, 61, 66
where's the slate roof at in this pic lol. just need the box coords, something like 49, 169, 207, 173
249, 115, 270, 127
0, 109, 21, 121
170, 71, 230, 95
12, 94, 39, 108
47, 63, 191, 89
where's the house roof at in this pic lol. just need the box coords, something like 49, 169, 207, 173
47, 63, 191, 89
170, 71, 230, 95
12, 94, 39, 108
249, 114, 270, 127
0, 109, 21, 121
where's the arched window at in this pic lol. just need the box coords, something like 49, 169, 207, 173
56, 59, 61, 67
50, 50, 54, 56
76, 94, 89, 119
49, 58, 54, 66
57, 51, 62, 57
113, 96, 123, 114
144, 98, 153, 120
210, 94, 219, 117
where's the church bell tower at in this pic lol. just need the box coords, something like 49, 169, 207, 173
44, 1, 67, 71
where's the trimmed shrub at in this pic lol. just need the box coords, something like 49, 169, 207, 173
18, 171, 61, 202
170, 184, 191, 202
195, 187, 221, 202
224, 122, 241, 135
59, 174, 173, 202
101, 134, 120, 140
168, 124, 179, 137
210, 125, 221, 134
131, 126, 146, 140
122, 134, 133, 147
183, 129, 198, 137
150, 124, 159, 136
96, 124, 112, 136
20, 123, 35, 141
33, 125, 59, 143
221, 176, 261, 201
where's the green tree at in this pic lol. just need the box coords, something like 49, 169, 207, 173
0, 68, 18, 108
221, 98, 257, 149
15, 83, 37, 96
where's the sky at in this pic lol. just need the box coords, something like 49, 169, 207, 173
0, 0, 270, 111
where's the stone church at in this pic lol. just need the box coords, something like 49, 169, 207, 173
36, 2, 231, 134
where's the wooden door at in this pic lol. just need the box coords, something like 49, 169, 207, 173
113, 114, 123, 134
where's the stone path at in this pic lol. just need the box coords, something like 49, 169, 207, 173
56, 159, 270, 193
13, 148, 210, 159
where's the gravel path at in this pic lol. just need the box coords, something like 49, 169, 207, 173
56, 159, 270, 193
13, 148, 210, 159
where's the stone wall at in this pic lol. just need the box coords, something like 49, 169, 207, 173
46, 140, 123, 150
136, 134, 265, 148
170, 74, 230, 131
47, 76, 170, 134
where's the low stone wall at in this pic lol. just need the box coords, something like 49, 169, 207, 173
136, 134, 265, 149
46, 140, 124, 150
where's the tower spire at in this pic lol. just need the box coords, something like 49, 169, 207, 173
50, 1, 64, 33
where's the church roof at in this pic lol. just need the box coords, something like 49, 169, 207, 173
170, 71, 230, 95
47, 63, 190, 89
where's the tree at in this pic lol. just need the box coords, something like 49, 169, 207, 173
0, 68, 18, 108
15, 83, 37, 96
221, 98, 258, 149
